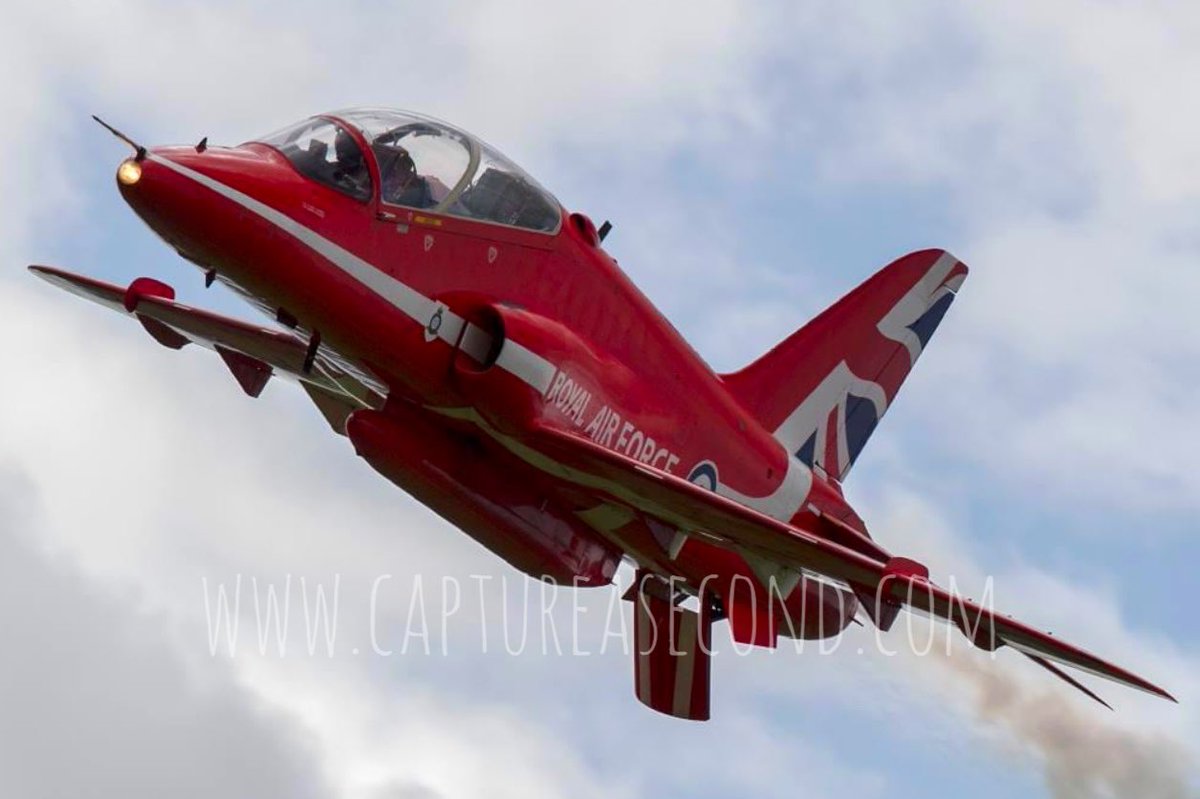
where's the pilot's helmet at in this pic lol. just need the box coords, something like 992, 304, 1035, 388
375, 144, 416, 186
391, 148, 416, 180
334, 128, 362, 166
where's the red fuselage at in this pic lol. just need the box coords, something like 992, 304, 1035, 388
118, 114, 858, 639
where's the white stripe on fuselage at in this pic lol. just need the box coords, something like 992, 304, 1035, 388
151, 152, 557, 394
151, 152, 809, 518
713, 455, 812, 522
151, 155, 439, 329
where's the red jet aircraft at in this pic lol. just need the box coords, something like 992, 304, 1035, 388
32, 109, 1174, 719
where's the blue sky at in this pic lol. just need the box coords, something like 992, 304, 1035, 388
0, 2, 1196, 798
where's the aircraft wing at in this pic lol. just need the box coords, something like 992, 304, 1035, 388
29, 266, 385, 431
528, 425, 1176, 706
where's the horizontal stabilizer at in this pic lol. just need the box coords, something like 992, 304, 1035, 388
1024, 652, 1112, 711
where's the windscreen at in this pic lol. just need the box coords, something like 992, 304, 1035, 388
259, 118, 372, 202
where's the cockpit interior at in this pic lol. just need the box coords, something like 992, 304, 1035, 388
259, 108, 562, 233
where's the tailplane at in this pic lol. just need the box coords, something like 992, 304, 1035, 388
722, 249, 967, 482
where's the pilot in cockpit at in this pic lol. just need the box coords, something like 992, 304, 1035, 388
332, 128, 371, 199
378, 145, 435, 209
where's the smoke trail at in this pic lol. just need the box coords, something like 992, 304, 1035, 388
938, 652, 1197, 799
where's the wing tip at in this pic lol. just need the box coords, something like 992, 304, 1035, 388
1002, 636, 1178, 706
28, 265, 77, 284
1151, 684, 1179, 704
1103, 668, 1176, 704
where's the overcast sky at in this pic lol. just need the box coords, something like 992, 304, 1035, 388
1, 2, 1197, 798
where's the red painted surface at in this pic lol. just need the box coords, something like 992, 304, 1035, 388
30, 109, 1174, 718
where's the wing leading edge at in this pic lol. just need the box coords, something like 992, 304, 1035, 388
29, 266, 385, 430
524, 425, 1175, 707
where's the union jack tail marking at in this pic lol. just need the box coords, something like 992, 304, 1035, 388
722, 249, 968, 482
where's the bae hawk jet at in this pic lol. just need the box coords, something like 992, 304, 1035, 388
31, 110, 1174, 719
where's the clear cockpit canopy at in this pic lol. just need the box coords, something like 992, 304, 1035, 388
259, 117, 373, 203
258, 108, 562, 233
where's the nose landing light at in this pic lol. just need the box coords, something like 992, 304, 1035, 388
116, 158, 142, 186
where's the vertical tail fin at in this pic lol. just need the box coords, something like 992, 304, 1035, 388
721, 249, 967, 482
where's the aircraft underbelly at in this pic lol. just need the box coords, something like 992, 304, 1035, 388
346, 404, 621, 586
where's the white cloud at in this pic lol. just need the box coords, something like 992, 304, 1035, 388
774, 2, 1200, 510
0, 492, 332, 798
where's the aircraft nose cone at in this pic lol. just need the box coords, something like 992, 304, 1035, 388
114, 143, 297, 290
115, 147, 194, 254
116, 145, 202, 195
114, 144, 266, 267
